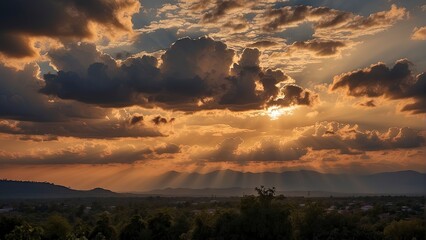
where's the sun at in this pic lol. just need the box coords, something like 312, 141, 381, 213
266, 106, 297, 120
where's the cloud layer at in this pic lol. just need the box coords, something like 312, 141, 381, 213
0, 0, 140, 58
41, 38, 317, 111
331, 59, 426, 114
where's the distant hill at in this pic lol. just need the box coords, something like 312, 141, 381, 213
1, 170, 425, 198
147, 170, 426, 195
0, 180, 119, 199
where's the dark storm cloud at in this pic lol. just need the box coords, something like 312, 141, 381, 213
331, 59, 426, 114
41, 38, 317, 112
289, 39, 346, 56
0, 61, 167, 139
0, 63, 105, 122
0, 119, 163, 139
195, 122, 425, 164
0, 0, 139, 58
0, 143, 180, 165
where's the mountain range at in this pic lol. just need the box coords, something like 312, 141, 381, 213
147, 170, 426, 195
1, 170, 425, 198
0, 180, 118, 199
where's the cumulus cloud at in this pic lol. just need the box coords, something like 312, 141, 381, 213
0, 63, 105, 122
330, 59, 426, 114
0, 0, 140, 58
220, 48, 318, 110
40, 37, 317, 111
411, 26, 426, 40
0, 142, 180, 165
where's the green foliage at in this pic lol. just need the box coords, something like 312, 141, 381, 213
89, 213, 117, 240
191, 213, 214, 240
0, 188, 424, 240
44, 214, 72, 240
384, 219, 425, 240
148, 212, 172, 240
0, 216, 23, 239
4, 223, 43, 240
119, 215, 150, 240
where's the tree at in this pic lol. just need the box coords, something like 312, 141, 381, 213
89, 213, 117, 240
44, 214, 72, 240
5, 223, 44, 240
213, 210, 241, 240
0, 216, 23, 239
170, 213, 190, 239
384, 219, 425, 240
148, 213, 172, 240
239, 186, 292, 240
191, 214, 214, 240
119, 215, 150, 240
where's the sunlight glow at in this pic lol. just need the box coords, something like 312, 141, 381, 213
266, 105, 297, 120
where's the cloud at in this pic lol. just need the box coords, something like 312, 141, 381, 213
129, 115, 144, 125
41, 38, 317, 111
132, 28, 179, 52
261, 4, 407, 38
411, 26, 426, 40
152, 116, 175, 125
196, 137, 307, 164
358, 100, 376, 108
0, 118, 163, 139
293, 122, 425, 153
288, 39, 346, 56
0, 0, 140, 58
0, 63, 105, 122
202, 0, 244, 23
220, 48, 318, 110
247, 41, 278, 49
330, 59, 426, 114
194, 121, 425, 164
0, 142, 180, 165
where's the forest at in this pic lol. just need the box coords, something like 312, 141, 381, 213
0, 187, 424, 240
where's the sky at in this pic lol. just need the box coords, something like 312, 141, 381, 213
0, 0, 425, 191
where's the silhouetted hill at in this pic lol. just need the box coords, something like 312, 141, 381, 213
2, 170, 424, 198
0, 180, 119, 199
148, 170, 426, 195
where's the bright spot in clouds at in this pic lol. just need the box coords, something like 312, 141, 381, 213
266, 106, 297, 120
